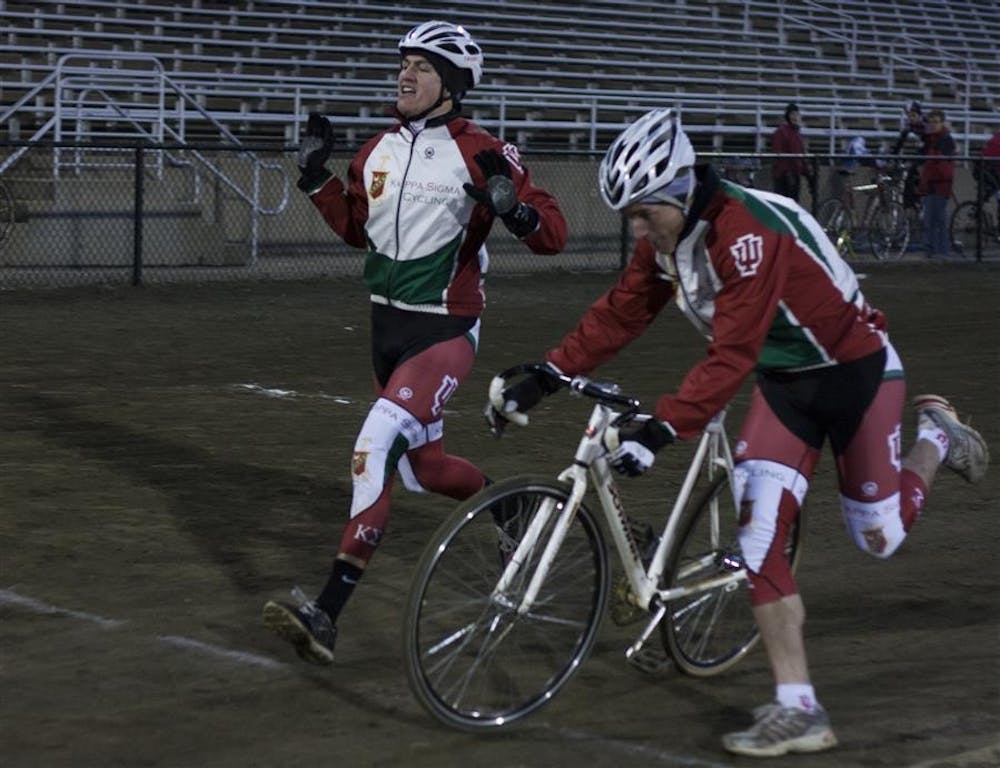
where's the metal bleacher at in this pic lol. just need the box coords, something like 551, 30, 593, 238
1, 0, 998, 154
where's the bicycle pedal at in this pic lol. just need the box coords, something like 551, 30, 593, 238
625, 645, 673, 677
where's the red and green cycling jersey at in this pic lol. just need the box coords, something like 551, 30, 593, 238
546, 166, 888, 440
308, 113, 566, 317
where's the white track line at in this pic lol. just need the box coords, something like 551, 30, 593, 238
1, 588, 284, 670
158, 635, 286, 670
233, 382, 353, 404
0, 588, 126, 628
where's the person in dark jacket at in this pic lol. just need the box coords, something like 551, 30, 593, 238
892, 100, 927, 210
770, 103, 813, 203
919, 110, 956, 258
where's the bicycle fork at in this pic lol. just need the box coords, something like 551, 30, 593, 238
493, 468, 587, 615
493, 402, 612, 615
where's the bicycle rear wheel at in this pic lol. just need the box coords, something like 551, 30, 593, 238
403, 476, 609, 730
660, 473, 802, 676
869, 200, 909, 260
949, 200, 996, 257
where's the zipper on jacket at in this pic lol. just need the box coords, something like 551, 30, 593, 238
387, 127, 420, 307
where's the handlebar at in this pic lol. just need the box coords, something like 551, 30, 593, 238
493, 362, 642, 412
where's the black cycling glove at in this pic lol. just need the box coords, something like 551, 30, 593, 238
296, 112, 335, 193
463, 149, 540, 238
484, 363, 562, 437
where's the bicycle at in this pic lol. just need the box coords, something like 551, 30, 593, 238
817, 163, 910, 261
402, 363, 802, 731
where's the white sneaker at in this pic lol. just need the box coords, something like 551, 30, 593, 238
722, 703, 838, 757
913, 394, 989, 484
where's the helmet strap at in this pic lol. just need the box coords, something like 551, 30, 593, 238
402, 84, 452, 123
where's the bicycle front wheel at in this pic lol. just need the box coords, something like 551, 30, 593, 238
661, 473, 802, 677
817, 198, 854, 258
403, 476, 609, 730
869, 200, 910, 260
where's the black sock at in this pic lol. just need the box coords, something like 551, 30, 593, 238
316, 560, 364, 623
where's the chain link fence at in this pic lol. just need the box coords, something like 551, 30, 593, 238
1, 142, 996, 288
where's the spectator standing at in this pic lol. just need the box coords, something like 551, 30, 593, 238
919, 109, 956, 258
262, 20, 567, 665
770, 102, 813, 204
891, 100, 927, 154
892, 100, 926, 210
488, 107, 989, 758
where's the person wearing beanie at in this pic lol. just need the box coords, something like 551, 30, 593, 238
262, 21, 567, 665
770, 103, 814, 203
919, 109, 956, 258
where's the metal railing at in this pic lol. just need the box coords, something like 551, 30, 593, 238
0, 52, 291, 263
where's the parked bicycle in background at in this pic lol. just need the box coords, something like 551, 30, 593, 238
818, 157, 911, 261
950, 155, 1000, 258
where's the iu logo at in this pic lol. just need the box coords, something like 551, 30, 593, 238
369, 170, 388, 200
730, 234, 764, 277
431, 375, 459, 417
501, 143, 524, 173
887, 424, 902, 472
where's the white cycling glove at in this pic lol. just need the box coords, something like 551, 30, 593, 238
604, 417, 676, 476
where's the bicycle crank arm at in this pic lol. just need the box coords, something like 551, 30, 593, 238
624, 602, 667, 659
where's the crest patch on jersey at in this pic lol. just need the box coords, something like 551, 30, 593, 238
369, 171, 388, 200
352, 451, 368, 477
862, 526, 887, 554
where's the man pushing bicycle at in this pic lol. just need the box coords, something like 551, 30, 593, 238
486, 107, 989, 758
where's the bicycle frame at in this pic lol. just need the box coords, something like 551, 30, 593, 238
493, 385, 742, 659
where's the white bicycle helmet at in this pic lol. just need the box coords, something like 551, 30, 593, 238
398, 21, 484, 90
599, 107, 696, 211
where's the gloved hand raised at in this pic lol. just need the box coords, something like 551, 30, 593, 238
484, 362, 562, 438
296, 112, 335, 193
463, 149, 540, 238
604, 417, 676, 477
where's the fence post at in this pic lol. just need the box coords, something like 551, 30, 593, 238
133, 144, 144, 286
975, 156, 983, 262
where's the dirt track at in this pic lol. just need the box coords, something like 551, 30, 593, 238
1, 264, 998, 767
